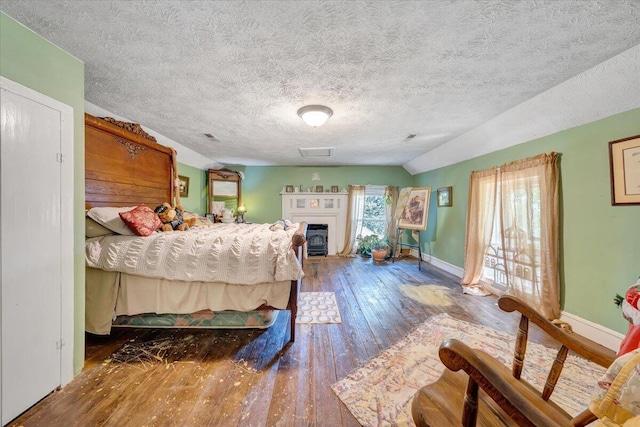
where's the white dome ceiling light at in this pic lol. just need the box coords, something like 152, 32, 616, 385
297, 105, 333, 127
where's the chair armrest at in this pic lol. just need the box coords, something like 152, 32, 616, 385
498, 295, 616, 368
439, 338, 570, 427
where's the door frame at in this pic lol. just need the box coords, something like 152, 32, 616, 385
0, 76, 75, 392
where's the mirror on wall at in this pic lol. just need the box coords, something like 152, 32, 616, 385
208, 169, 242, 219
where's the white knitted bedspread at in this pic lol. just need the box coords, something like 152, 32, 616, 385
85, 223, 304, 284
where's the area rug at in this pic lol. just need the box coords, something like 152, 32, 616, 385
332, 313, 606, 427
296, 292, 342, 324
399, 284, 453, 307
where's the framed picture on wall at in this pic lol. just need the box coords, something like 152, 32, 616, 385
315, 185, 324, 193
285, 185, 294, 193
178, 175, 189, 198
609, 135, 640, 205
437, 186, 453, 207
397, 186, 431, 230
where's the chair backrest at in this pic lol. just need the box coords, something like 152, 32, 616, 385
436, 295, 617, 427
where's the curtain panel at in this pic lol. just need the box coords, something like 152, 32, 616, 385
461, 153, 560, 319
338, 185, 366, 257
384, 186, 399, 251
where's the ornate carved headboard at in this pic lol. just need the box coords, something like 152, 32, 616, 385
85, 113, 176, 209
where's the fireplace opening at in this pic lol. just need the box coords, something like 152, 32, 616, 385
306, 224, 328, 256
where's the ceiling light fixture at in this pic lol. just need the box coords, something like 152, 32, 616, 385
297, 105, 333, 127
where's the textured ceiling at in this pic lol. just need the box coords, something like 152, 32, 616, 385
2, 1, 640, 167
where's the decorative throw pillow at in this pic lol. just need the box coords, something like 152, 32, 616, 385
87, 206, 137, 235
119, 205, 163, 236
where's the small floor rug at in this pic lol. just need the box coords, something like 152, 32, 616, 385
332, 313, 606, 427
296, 291, 342, 324
399, 284, 453, 307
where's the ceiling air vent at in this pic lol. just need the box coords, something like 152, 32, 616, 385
204, 133, 221, 142
298, 147, 335, 157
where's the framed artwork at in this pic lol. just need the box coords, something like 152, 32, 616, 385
285, 185, 294, 193
315, 185, 324, 193
609, 135, 640, 205
437, 186, 453, 207
331, 185, 339, 193
178, 175, 190, 198
397, 186, 431, 230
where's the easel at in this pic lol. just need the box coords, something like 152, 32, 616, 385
392, 227, 422, 270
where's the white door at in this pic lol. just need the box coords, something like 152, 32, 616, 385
1, 86, 63, 424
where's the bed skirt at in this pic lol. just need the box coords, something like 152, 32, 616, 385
86, 267, 291, 334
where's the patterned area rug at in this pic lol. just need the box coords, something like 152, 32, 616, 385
332, 313, 606, 426
296, 292, 342, 324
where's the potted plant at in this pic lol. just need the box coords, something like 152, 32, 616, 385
358, 234, 380, 258
371, 237, 390, 263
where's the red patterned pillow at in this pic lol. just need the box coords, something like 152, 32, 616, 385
119, 205, 163, 236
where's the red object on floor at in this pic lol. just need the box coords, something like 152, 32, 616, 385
619, 323, 640, 356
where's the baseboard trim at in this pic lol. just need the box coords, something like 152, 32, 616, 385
560, 312, 624, 352
411, 251, 623, 352
411, 250, 464, 278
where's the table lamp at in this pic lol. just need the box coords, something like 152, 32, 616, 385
236, 204, 247, 223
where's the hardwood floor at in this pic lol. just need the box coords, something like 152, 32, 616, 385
8, 256, 606, 427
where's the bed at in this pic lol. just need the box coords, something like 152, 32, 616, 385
84, 113, 306, 342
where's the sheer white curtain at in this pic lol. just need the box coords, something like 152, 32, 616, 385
338, 185, 366, 257
500, 153, 560, 319
461, 153, 560, 319
384, 185, 399, 249
461, 168, 498, 296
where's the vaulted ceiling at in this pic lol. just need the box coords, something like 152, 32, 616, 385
2, 1, 639, 170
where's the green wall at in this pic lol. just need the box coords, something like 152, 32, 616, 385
1, 13, 85, 374
177, 162, 208, 214
240, 166, 414, 224
414, 108, 640, 334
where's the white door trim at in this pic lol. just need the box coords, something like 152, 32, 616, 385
0, 76, 75, 388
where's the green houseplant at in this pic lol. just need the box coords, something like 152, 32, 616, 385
358, 234, 381, 258
371, 237, 390, 262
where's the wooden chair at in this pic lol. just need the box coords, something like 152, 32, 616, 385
411, 295, 617, 427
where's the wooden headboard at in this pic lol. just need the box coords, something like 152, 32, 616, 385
85, 113, 176, 209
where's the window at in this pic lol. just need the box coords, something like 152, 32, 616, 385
481, 176, 541, 295
462, 152, 560, 319
361, 185, 387, 237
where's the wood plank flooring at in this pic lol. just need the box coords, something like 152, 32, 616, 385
8, 256, 611, 426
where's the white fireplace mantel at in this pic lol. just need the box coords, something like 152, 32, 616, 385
281, 192, 348, 256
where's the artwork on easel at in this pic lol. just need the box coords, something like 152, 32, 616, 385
397, 186, 431, 231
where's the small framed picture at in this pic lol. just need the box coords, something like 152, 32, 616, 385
315, 185, 324, 193
437, 186, 453, 207
609, 135, 640, 205
331, 185, 339, 193
178, 175, 190, 198
285, 185, 294, 193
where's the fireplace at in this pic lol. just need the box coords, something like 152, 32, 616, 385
281, 192, 347, 255
306, 224, 328, 256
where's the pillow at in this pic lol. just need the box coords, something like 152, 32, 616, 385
119, 205, 163, 236
85, 217, 114, 238
87, 206, 137, 235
